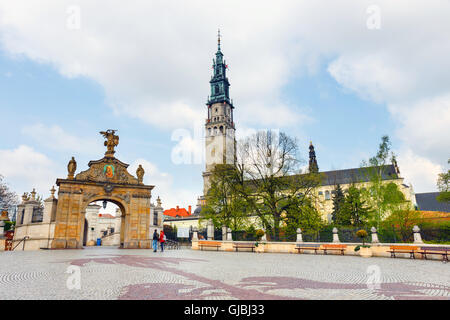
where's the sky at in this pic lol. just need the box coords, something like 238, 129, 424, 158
0, 1, 449, 211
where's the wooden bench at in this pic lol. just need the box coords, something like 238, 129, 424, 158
295, 244, 321, 254
418, 246, 449, 262
233, 242, 256, 252
198, 241, 221, 251
387, 245, 419, 259
321, 244, 347, 255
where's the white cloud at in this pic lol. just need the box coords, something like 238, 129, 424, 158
0, 0, 305, 130
129, 159, 195, 210
0, 145, 62, 197
397, 149, 443, 193
21, 123, 99, 154
1, 0, 449, 193
389, 95, 450, 165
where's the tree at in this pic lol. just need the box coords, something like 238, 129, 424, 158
0, 175, 18, 210
360, 135, 410, 228
283, 196, 324, 238
331, 184, 345, 224
237, 130, 321, 240
384, 208, 422, 242
201, 164, 249, 231
340, 185, 371, 227
436, 159, 450, 203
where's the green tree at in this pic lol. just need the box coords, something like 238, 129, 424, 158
201, 164, 249, 231
436, 159, 450, 203
283, 195, 325, 238
384, 208, 422, 242
360, 135, 411, 228
341, 185, 371, 227
331, 184, 345, 224
236, 130, 322, 240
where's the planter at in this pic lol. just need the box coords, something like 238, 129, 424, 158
359, 246, 372, 258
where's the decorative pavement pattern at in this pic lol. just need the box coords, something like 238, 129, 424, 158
0, 247, 449, 300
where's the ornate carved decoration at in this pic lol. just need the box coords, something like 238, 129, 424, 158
75, 158, 139, 185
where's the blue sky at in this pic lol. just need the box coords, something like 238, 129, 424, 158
0, 1, 448, 210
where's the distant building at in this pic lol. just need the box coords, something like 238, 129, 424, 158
415, 192, 450, 213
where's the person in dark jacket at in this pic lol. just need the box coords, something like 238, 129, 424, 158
152, 229, 159, 252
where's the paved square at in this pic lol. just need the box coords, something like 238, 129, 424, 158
0, 247, 449, 300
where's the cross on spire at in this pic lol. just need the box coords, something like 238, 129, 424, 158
218, 28, 221, 51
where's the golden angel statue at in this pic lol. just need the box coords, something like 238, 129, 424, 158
100, 130, 119, 157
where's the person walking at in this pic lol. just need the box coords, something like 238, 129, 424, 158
160, 230, 166, 252
152, 229, 159, 252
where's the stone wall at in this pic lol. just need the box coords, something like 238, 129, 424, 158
12, 222, 56, 250
192, 240, 449, 261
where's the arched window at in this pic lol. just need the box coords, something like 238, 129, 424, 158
325, 191, 331, 200
208, 128, 212, 136
219, 126, 223, 134
215, 85, 220, 94
214, 127, 218, 135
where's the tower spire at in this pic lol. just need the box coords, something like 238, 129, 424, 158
309, 141, 319, 173
208, 30, 231, 106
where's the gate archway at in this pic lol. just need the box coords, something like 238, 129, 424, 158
51, 130, 154, 249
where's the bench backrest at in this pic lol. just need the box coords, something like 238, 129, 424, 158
322, 244, 347, 249
198, 241, 222, 245
296, 244, 320, 248
390, 245, 419, 251
234, 242, 256, 246
420, 246, 449, 251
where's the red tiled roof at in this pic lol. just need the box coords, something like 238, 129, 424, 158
164, 206, 192, 218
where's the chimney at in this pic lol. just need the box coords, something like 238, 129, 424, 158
188, 205, 192, 214
176, 206, 179, 211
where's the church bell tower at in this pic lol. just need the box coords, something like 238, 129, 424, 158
202, 30, 236, 196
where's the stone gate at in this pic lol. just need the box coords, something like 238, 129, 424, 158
51, 130, 155, 249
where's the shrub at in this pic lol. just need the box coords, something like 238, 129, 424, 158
356, 229, 368, 245
255, 229, 265, 240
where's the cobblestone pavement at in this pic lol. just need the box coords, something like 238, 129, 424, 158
0, 246, 449, 300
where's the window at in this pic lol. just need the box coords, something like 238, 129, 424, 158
325, 191, 331, 200
208, 128, 212, 136
32, 207, 43, 223
20, 209, 25, 224
318, 191, 323, 196
153, 212, 158, 225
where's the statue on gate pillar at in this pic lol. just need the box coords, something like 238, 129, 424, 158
67, 157, 77, 179
100, 129, 119, 158
136, 164, 145, 184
